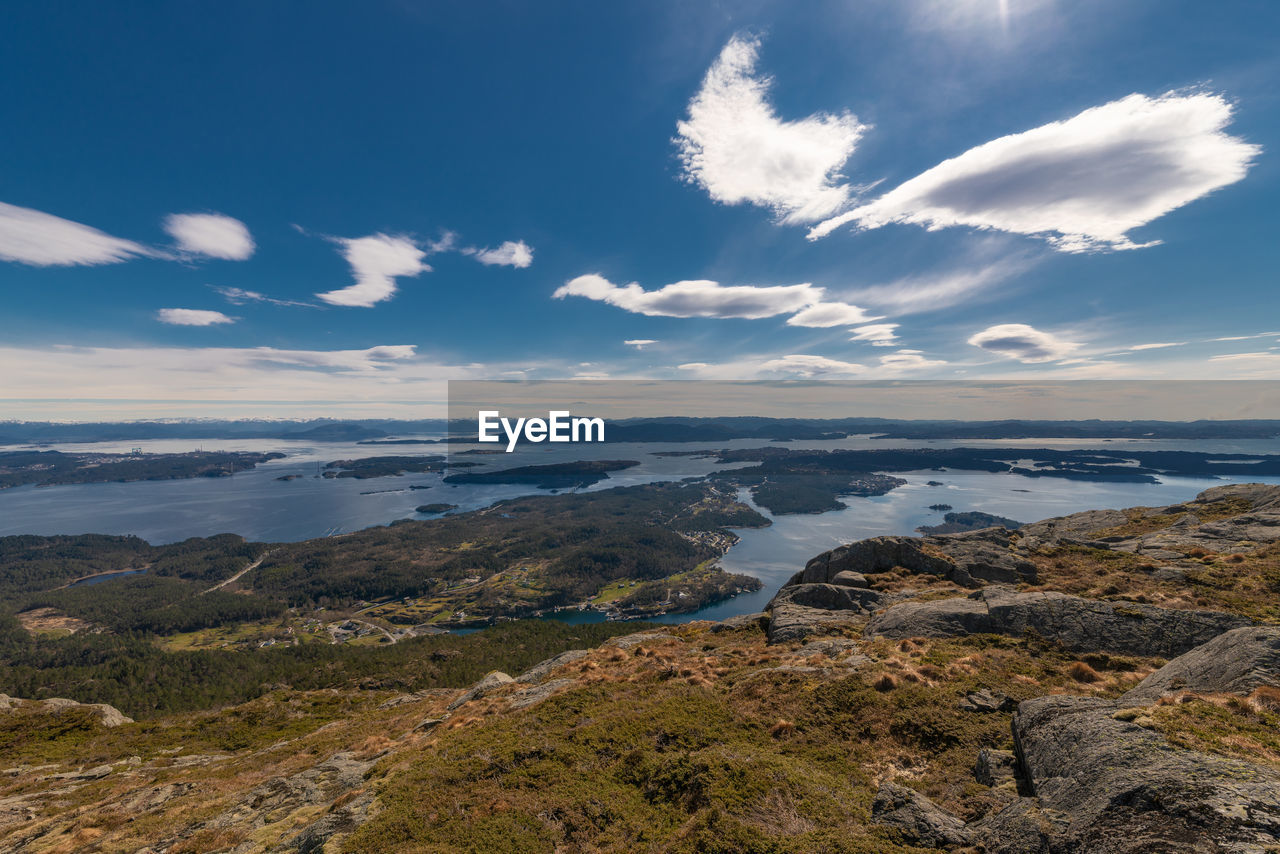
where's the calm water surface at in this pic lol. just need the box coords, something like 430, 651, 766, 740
3, 436, 1278, 623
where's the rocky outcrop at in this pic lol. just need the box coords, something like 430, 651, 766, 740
866, 586, 1249, 657
0, 694, 132, 727
1120, 625, 1280, 705
604, 631, 680, 649
976, 695, 1280, 853
766, 602, 863, 644
769, 581, 885, 613
196, 751, 377, 842
510, 678, 576, 710
446, 671, 514, 710
790, 528, 1036, 589
973, 747, 1019, 788
1020, 483, 1280, 557
516, 649, 591, 684
870, 782, 972, 848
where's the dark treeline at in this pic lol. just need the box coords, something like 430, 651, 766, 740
0, 612, 650, 718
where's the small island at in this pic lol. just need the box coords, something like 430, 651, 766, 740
917, 510, 1024, 535
415, 503, 458, 514
442, 459, 641, 490
322, 455, 447, 479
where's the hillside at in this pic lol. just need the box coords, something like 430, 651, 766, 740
2, 484, 1280, 851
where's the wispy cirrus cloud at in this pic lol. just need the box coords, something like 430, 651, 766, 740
1126, 341, 1186, 351
463, 239, 533, 268
1211, 331, 1280, 342
212, 286, 317, 308
156, 308, 235, 326
246, 344, 418, 372
843, 251, 1036, 315
316, 234, 431, 308
675, 35, 868, 224
0, 200, 151, 267
809, 92, 1260, 251
968, 323, 1080, 363
163, 213, 255, 260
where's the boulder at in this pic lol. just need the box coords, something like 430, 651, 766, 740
829, 570, 869, 588
447, 671, 514, 710
866, 587, 1249, 658
961, 689, 1016, 713
87, 703, 133, 728
768, 582, 884, 613
1120, 625, 1280, 705
766, 602, 862, 644
1007, 695, 1280, 852
870, 782, 972, 848
765, 583, 884, 643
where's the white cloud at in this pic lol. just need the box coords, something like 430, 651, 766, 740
850, 323, 899, 346
757, 354, 867, 376
212, 286, 315, 308
1211, 332, 1280, 341
968, 323, 1081, 362
245, 344, 417, 372
0, 200, 150, 266
316, 234, 430, 307
675, 35, 868, 224
465, 240, 533, 268
1127, 341, 1185, 351
785, 301, 881, 328
163, 213, 254, 260
678, 348, 947, 379
156, 308, 235, 326
0, 343, 480, 419
555, 274, 823, 319
809, 92, 1260, 251
426, 231, 458, 254
877, 349, 947, 370
624, 339, 658, 350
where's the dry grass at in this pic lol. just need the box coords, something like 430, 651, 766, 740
1067, 662, 1101, 684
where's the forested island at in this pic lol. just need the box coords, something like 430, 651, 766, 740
441, 459, 640, 490
0, 450, 284, 489
652, 446, 1280, 514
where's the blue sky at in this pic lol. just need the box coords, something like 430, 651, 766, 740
1, 1, 1277, 418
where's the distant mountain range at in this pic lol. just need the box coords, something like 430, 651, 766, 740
1, 417, 1278, 445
